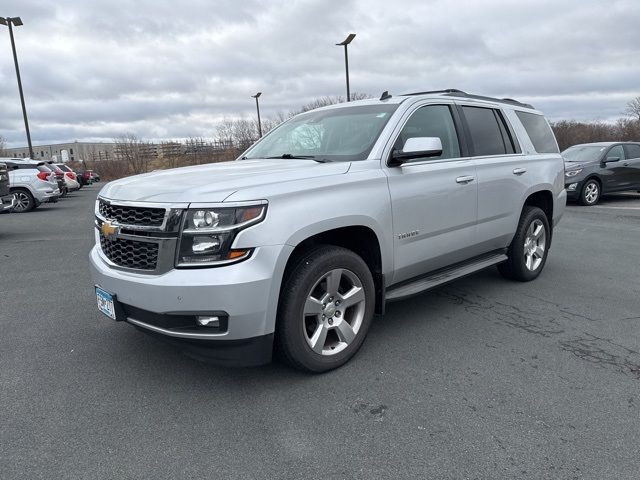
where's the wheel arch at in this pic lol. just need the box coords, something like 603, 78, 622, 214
523, 189, 553, 225
280, 225, 386, 315
583, 174, 602, 189
522, 189, 554, 244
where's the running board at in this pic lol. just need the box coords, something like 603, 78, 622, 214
385, 252, 508, 302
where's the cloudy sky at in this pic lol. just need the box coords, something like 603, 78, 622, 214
1, 0, 639, 147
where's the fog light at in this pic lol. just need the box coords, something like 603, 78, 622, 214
567, 183, 578, 191
197, 316, 220, 327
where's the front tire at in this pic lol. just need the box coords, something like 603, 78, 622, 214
276, 245, 375, 373
498, 206, 550, 282
579, 179, 600, 206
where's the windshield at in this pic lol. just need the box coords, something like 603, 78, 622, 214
562, 145, 607, 163
243, 103, 399, 162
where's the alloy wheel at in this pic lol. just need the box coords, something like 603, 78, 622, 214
302, 268, 366, 356
523, 219, 546, 271
584, 182, 599, 204
13, 192, 30, 212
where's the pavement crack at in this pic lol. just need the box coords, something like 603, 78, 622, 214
560, 335, 640, 380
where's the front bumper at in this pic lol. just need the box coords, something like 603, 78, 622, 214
1, 193, 15, 212
565, 181, 581, 201
89, 243, 293, 364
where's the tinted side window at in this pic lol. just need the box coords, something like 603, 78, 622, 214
515, 111, 559, 154
607, 145, 625, 161
462, 106, 507, 156
624, 144, 640, 159
395, 105, 461, 160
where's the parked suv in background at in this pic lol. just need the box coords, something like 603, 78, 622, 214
53, 163, 81, 193
44, 161, 68, 197
1, 158, 61, 212
563, 142, 640, 205
0, 162, 15, 213
56, 164, 83, 190
90, 89, 566, 372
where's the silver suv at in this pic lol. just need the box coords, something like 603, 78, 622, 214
1, 158, 61, 212
90, 89, 566, 372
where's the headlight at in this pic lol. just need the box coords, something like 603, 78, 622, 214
176, 203, 266, 267
565, 169, 582, 177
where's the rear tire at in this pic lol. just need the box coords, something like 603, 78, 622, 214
11, 189, 35, 213
276, 245, 375, 373
579, 179, 600, 206
498, 206, 550, 282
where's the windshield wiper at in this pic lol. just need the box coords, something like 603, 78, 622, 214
266, 154, 329, 163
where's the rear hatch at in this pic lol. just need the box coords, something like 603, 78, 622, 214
0, 163, 10, 197
36, 164, 59, 187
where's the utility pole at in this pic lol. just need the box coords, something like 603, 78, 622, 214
1, 16, 34, 158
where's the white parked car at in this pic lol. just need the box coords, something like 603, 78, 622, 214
54, 163, 80, 192
0, 158, 61, 212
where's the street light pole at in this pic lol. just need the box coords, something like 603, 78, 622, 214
252, 92, 263, 138
336, 33, 356, 102
1, 16, 33, 159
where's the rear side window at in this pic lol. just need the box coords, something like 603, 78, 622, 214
515, 111, 559, 154
462, 106, 510, 156
624, 144, 640, 159
37, 165, 52, 173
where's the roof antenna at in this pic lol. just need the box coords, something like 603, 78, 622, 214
380, 90, 392, 101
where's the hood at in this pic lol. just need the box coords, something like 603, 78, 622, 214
564, 161, 584, 170
99, 159, 351, 203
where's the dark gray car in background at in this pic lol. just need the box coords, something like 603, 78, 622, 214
563, 141, 640, 205
0, 162, 16, 213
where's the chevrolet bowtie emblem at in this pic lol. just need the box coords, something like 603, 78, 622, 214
100, 221, 119, 239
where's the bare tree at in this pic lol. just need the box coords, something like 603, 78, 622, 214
550, 119, 640, 151
624, 96, 640, 121
113, 133, 155, 175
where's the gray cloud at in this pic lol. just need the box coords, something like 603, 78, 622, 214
1, 0, 639, 147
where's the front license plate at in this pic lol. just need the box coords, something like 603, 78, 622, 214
95, 286, 117, 320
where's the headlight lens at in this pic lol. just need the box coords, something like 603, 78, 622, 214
565, 168, 582, 177
176, 204, 266, 267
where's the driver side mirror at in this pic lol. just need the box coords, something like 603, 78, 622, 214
389, 137, 443, 166
603, 156, 620, 164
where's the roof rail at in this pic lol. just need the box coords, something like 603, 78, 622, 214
401, 89, 534, 109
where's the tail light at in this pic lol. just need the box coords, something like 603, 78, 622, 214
37, 172, 50, 181
65, 172, 76, 180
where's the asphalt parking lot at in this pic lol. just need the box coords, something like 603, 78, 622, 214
2, 187, 640, 479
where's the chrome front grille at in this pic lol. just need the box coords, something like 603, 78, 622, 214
98, 199, 166, 227
99, 233, 159, 270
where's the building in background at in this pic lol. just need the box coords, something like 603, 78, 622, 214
4, 141, 117, 163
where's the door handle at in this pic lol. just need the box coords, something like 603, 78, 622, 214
624, 163, 629, 166
456, 175, 475, 184
513, 168, 527, 175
